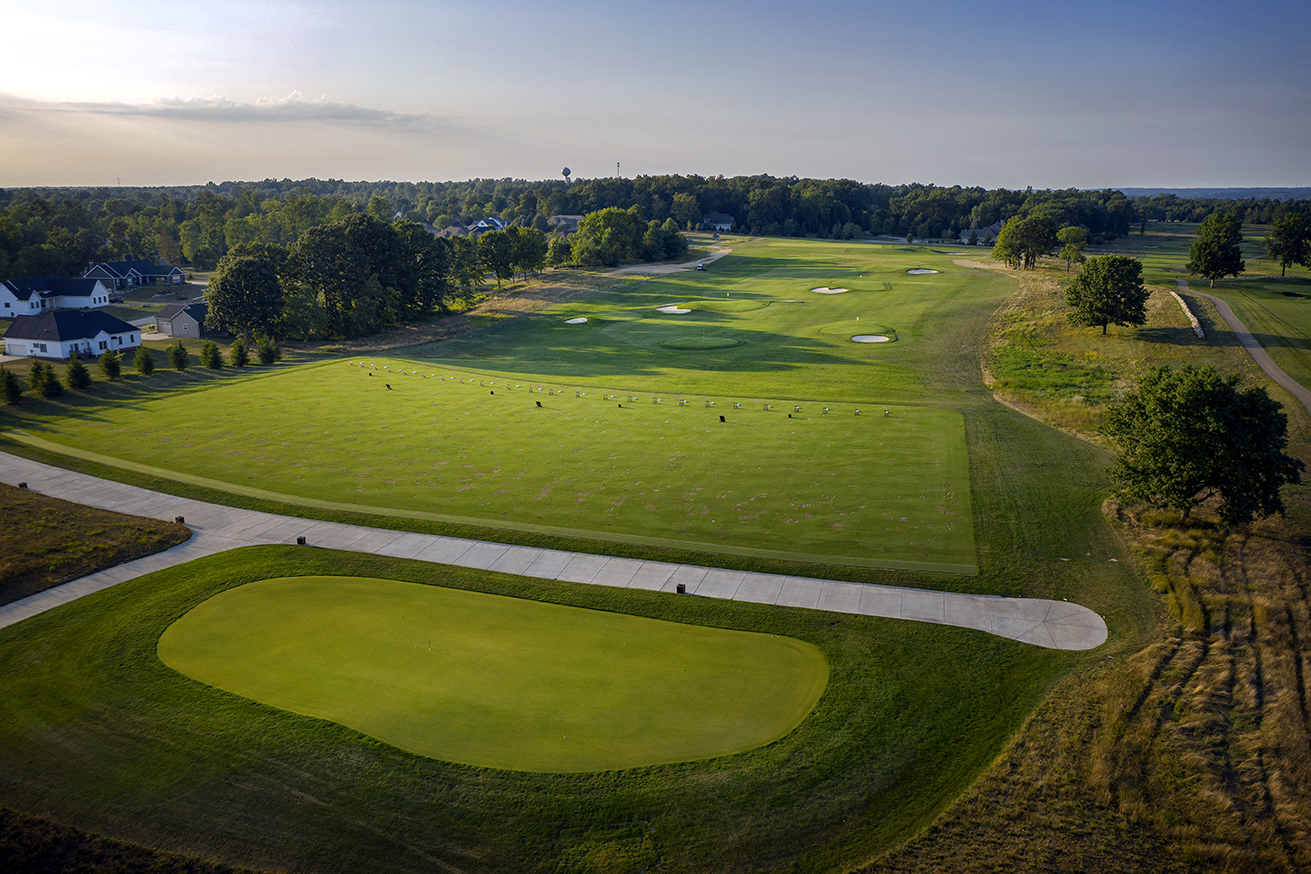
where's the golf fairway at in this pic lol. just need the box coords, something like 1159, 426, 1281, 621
158, 576, 829, 771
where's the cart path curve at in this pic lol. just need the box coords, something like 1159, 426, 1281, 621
1180, 279, 1311, 417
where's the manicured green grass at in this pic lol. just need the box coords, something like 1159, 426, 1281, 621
0, 546, 1073, 874
6, 240, 996, 572
1197, 276, 1311, 391
159, 575, 827, 772
0, 237, 1164, 872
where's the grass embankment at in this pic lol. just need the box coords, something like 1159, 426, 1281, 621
0, 546, 1070, 874
0, 483, 189, 606
874, 230, 1311, 872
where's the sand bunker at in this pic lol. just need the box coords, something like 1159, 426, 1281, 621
852, 335, 892, 343
809, 287, 850, 294
564, 317, 588, 324
657, 305, 691, 314
906, 269, 939, 275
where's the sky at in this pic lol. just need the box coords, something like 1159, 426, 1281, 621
2, 0, 1309, 190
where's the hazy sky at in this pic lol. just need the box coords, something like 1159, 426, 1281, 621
2, 0, 1308, 189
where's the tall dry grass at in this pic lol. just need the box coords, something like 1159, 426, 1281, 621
865, 498, 1311, 874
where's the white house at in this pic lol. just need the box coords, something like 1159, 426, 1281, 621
701, 211, 735, 231
1, 276, 111, 314
3, 311, 141, 360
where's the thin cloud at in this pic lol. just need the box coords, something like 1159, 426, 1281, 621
0, 91, 454, 132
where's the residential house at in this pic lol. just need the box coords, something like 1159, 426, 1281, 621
3, 310, 141, 360
1, 276, 111, 315
465, 217, 508, 238
701, 211, 735, 231
547, 215, 583, 235
84, 259, 185, 290
155, 302, 210, 339
959, 221, 1003, 244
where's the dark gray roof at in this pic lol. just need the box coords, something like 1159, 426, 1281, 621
3, 310, 138, 342
3, 276, 104, 300
157, 302, 207, 322
85, 260, 183, 278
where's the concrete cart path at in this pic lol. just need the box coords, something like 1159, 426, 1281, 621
1181, 279, 1311, 417
0, 452, 1108, 650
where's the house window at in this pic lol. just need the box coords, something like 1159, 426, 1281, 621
3, 302, 8, 308
131, 335, 137, 343
99, 341, 107, 350
37, 343, 47, 353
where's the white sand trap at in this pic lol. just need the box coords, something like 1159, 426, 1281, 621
657, 305, 691, 314
809, 287, 850, 294
564, 317, 588, 324
906, 268, 939, 275
852, 334, 891, 343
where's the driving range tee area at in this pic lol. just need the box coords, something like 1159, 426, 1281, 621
21, 359, 975, 573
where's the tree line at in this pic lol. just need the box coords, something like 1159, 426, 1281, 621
205, 207, 689, 341
7, 177, 1284, 277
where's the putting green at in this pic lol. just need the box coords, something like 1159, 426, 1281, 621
158, 576, 828, 772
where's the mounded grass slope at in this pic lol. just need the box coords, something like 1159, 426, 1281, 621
158, 575, 827, 771
0, 546, 1072, 874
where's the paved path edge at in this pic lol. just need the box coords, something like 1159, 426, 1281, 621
0, 452, 1108, 651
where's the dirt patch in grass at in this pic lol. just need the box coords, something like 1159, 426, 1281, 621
0, 483, 189, 606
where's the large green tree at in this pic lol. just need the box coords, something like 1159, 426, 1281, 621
1066, 255, 1148, 335
476, 230, 516, 288
992, 214, 1057, 269
1057, 226, 1088, 272
1264, 212, 1310, 277
1102, 365, 1304, 523
1186, 212, 1245, 287
206, 251, 285, 338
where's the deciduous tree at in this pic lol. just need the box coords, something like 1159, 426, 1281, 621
992, 215, 1057, 269
1102, 364, 1303, 523
477, 230, 516, 288
206, 251, 285, 338
1066, 255, 1148, 335
1057, 226, 1088, 273
1187, 212, 1245, 287
1265, 212, 1310, 277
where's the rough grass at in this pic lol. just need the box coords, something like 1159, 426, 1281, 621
868, 500, 1311, 874
0, 483, 189, 606
871, 228, 1311, 873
